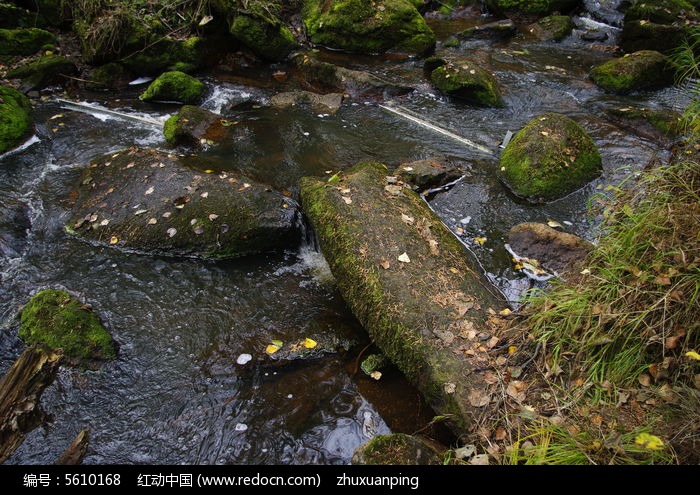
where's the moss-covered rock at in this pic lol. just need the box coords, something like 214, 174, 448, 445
607, 106, 684, 138
6, 54, 76, 92
0, 85, 32, 154
230, 14, 299, 62
360, 353, 387, 376
269, 90, 344, 114
430, 62, 504, 107
300, 161, 508, 433
527, 15, 574, 41
163, 105, 226, 147
67, 148, 299, 259
0, 28, 55, 61
498, 113, 601, 202
590, 50, 676, 94
396, 159, 464, 191
620, 20, 691, 54
352, 434, 443, 465
303, 0, 436, 55
122, 37, 211, 76
86, 62, 131, 91
484, 0, 581, 16
139, 71, 205, 104
19, 289, 116, 368
624, 0, 698, 25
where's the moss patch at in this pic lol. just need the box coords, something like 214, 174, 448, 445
607, 106, 684, 138
139, 71, 205, 104
303, 0, 435, 55
624, 0, 699, 25
498, 113, 602, 202
19, 289, 116, 368
620, 20, 691, 54
430, 62, 504, 107
0, 28, 55, 61
6, 54, 76, 92
352, 434, 442, 465
0, 84, 32, 154
590, 50, 676, 94
528, 15, 574, 41
230, 14, 298, 62
162, 105, 224, 147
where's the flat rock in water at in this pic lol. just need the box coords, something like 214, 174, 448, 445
269, 90, 344, 115
301, 161, 509, 433
67, 148, 299, 259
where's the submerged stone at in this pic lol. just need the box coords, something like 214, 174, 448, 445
352, 433, 442, 465
6, 54, 77, 92
498, 113, 602, 202
302, 0, 436, 55
0, 84, 32, 154
269, 90, 344, 115
139, 71, 205, 104
590, 50, 676, 94
301, 161, 509, 433
430, 62, 504, 107
67, 148, 299, 259
19, 289, 116, 369
230, 14, 299, 62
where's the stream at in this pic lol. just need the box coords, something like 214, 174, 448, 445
0, 15, 689, 464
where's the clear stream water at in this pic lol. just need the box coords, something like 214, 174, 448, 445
0, 16, 689, 464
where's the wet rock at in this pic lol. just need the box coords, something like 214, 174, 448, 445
423, 56, 447, 74
163, 105, 227, 147
67, 148, 299, 259
6, 55, 77, 92
459, 19, 516, 40
19, 289, 117, 369
0, 28, 55, 61
303, 0, 436, 55
301, 161, 508, 433
485, 0, 582, 17
269, 90, 344, 115
293, 52, 413, 96
527, 15, 574, 41
620, 1, 699, 54
0, 85, 32, 154
352, 433, 442, 465
430, 61, 504, 107
230, 14, 299, 62
590, 50, 676, 94
582, 0, 625, 27
507, 222, 593, 278
139, 71, 205, 104
121, 37, 211, 76
498, 113, 601, 203
606, 106, 684, 139
579, 29, 609, 42
360, 354, 387, 376
0, 197, 30, 258
86, 63, 131, 91
624, 0, 698, 25
396, 159, 464, 191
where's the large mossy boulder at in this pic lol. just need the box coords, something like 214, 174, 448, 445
590, 50, 676, 94
430, 62, 504, 107
527, 15, 574, 41
0, 85, 32, 154
0, 28, 55, 60
139, 71, 205, 104
352, 434, 443, 465
300, 161, 508, 432
122, 37, 210, 76
6, 54, 76, 92
163, 105, 226, 147
624, 0, 698, 25
485, 0, 581, 16
67, 148, 299, 259
19, 289, 116, 369
230, 14, 299, 62
620, 1, 699, 54
498, 113, 601, 202
302, 0, 436, 55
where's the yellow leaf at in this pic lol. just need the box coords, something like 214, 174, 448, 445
398, 252, 411, 263
109, 236, 119, 245
499, 308, 512, 316
508, 345, 517, 355
205, 169, 214, 174
474, 237, 486, 245
304, 338, 317, 349
266, 344, 280, 355
370, 371, 382, 380
685, 351, 700, 361
547, 219, 563, 228
634, 432, 665, 450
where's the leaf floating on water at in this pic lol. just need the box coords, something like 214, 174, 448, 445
474, 237, 487, 245
304, 338, 317, 349
271, 340, 283, 348
342, 196, 352, 205
99, 219, 109, 226
397, 252, 411, 263
166, 227, 177, 238
547, 219, 563, 228
145, 186, 154, 195
162, 211, 172, 218
148, 218, 157, 225
174, 196, 190, 208
370, 371, 382, 380
266, 343, 281, 355
134, 209, 148, 216
109, 236, 119, 245
236, 353, 252, 365
634, 432, 665, 450
685, 351, 700, 361
208, 214, 219, 221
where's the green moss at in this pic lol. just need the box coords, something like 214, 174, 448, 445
624, 0, 698, 25
620, 20, 690, 54
19, 289, 116, 368
499, 112, 602, 202
6, 54, 76, 91
87, 62, 129, 90
485, 0, 581, 15
0, 27, 55, 60
608, 107, 684, 137
163, 113, 179, 144
532, 15, 574, 41
303, 0, 435, 55
139, 71, 205, 104
590, 50, 676, 94
353, 434, 442, 465
230, 14, 298, 62
430, 63, 504, 107
0, 84, 32, 154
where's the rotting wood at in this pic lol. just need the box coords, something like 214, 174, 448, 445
55, 429, 89, 465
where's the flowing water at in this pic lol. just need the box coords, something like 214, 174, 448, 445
0, 16, 690, 464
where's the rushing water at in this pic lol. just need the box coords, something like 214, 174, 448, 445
0, 16, 688, 464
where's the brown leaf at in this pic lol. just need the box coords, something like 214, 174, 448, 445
506, 380, 526, 403
468, 390, 490, 408
494, 427, 507, 441
665, 334, 683, 350
483, 370, 499, 385
428, 239, 439, 255
638, 373, 652, 387
380, 260, 391, 270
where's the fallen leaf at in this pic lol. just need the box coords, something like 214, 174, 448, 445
167, 228, 177, 237
380, 260, 391, 269
506, 380, 526, 403
134, 209, 148, 216
89, 214, 98, 223
109, 236, 119, 245
454, 445, 476, 459
499, 308, 512, 316
494, 427, 507, 441
540, 131, 549, 136
162, 212, 172, 218
147, 218, 157, 225
271, 339, 283, 348
444, 382, 456, 394
236, 353, 252, 365
638, 373, 652, 386
398, 252, 411, 263
474, 237, 486, 245
401, 214, 415, 225
200, 192, 209, 198
634, 432, 664, 450
685, 351, 700, 361
508, 345, 517, 354
470, 454, 489, 465
99, 219, 109, 226
547, 219, 562, 228
145, 186, 154, 195
449, 267, 459, 274
468, 390, 490, 407
370, 371, 382, 380
204, 169, 214, 174
174, 196, 190, 208
483, 371, 499, 385
266, 344, 280, 355
208, 214, 219, 221
193, 226, 204, 235
304, 338, 317, 349
402, 166, 414, 172
239, 183, 251, 191
342, 196, 352, 205
327, 172, 340, 184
